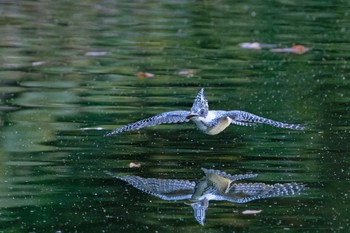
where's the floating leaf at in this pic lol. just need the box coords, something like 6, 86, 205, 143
137, 72, 154, 79
290, 45, 310, 54
242, 209, 262, 214
85, 51, 107, 57
239, 42, 262, 50
32, 61, 46, 66
177, 69, 195, 77
270, 45, 309, 54
129, 162, 142, 168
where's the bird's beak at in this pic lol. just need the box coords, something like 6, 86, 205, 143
186, 113, 198, 119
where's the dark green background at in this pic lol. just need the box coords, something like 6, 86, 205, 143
0, 0, 349, 232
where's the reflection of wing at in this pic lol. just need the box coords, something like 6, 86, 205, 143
106, 110, 190, 136
187, 198, 209, 226
222, 182, 305, 203
108, 172, 195, 200
201, 168, 258, 182
225, 110, 305, 130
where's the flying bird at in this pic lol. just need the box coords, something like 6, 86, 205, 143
107, 168, 305, 225
106, 88, 305, 136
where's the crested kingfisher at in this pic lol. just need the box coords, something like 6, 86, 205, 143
108, 168, 305, 225
106, 88, 305, 136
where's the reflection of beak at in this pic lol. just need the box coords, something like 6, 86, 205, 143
186, 113, 198, 119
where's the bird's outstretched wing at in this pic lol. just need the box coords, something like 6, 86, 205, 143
225, 110, 305, 130
201, 168, 258, 182
105, 110, 190, 136
222, 182, 305, 203
107, 172, 195, 201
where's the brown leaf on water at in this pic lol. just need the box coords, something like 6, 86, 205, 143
290, 45, 310, 54
137, 72, 154, 79
242, 209, 262, 214
270, 45, 309, 54
129, 162, 142, 168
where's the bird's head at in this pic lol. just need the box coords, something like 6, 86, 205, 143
186, 88, 209, 119
185, 198, 209, 226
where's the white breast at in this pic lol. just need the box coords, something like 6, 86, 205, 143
190, 111, 232, 135
206, 117, 231, 135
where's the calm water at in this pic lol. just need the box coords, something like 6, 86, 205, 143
0, 0, 350, 232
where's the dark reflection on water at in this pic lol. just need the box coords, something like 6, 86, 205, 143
0, 0, 350, 232
107, 168, 305, 226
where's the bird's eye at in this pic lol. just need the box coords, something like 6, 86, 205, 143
200, 109, 205, 115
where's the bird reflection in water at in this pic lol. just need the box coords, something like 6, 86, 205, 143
107, 168, 305, 225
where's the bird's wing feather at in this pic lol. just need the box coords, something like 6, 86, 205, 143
106, 172, 195, 201
105, 110, 190, 136
225, 110, 305, 130
222, 182, 305, 203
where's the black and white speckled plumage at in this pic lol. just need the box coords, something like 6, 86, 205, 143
107, 168, 305, 225
106, 88, 305, 136
105, 110, 190, 136
106, 171, 195, 201
223, 182, 305, 203
225, 110, 305, 130
187, 198, 208, 226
